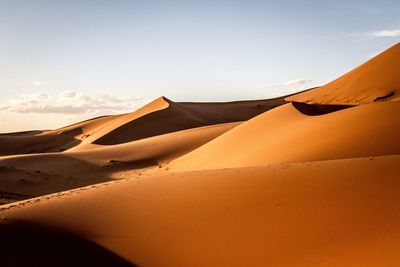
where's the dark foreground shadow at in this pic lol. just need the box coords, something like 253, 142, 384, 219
0, 221, 136, 267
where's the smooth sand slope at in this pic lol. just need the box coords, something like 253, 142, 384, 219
286, 42, 400, 105
2, 156, 400, 266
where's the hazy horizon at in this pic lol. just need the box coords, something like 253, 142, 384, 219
1, 0, 399, 132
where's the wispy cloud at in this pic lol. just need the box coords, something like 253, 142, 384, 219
325, 28, 400, 41
0, 91, 145, 116
369, 29, 400, 37
279, 78, 313, 87
255, 78, 315, 98
364, 7, 383, 14
256, 78, 313, 89
33, 81, 43, 86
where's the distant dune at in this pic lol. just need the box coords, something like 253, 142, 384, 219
0, 95, 284, 156
1, 42, 400, 266
92, 96, 285, 145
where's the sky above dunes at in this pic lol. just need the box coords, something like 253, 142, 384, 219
1, 0, 400, 132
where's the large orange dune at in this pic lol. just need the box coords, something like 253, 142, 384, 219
167, 100, 400, 171
1, 42, 400, 266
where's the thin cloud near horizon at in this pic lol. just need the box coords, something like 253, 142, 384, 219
369, 29, 400, 37
255, 78, 314, 89
0, 91, 146, 116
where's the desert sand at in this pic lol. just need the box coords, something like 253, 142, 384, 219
1, 42, 400, 266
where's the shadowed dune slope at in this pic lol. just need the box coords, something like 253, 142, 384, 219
168, 101, 400, 171
2, 156, 400, 266
286, 42, 400, 105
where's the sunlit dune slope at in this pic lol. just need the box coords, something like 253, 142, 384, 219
286, 42, 400, 105
168, 100, 400, 171
2, 156, 400, 266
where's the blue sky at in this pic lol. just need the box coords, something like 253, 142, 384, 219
0, 0, 399, 131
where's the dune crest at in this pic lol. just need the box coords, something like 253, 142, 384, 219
286, 42, 400, 105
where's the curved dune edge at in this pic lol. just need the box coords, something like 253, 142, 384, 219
168, 100, 400, 171
2, 155, 400, 266
285, 42, 400, 105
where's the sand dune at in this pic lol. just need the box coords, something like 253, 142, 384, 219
286, 42, 400, 105
92, 96, 285, 145
168, 100, 400, 171
2, 156, 400, 266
